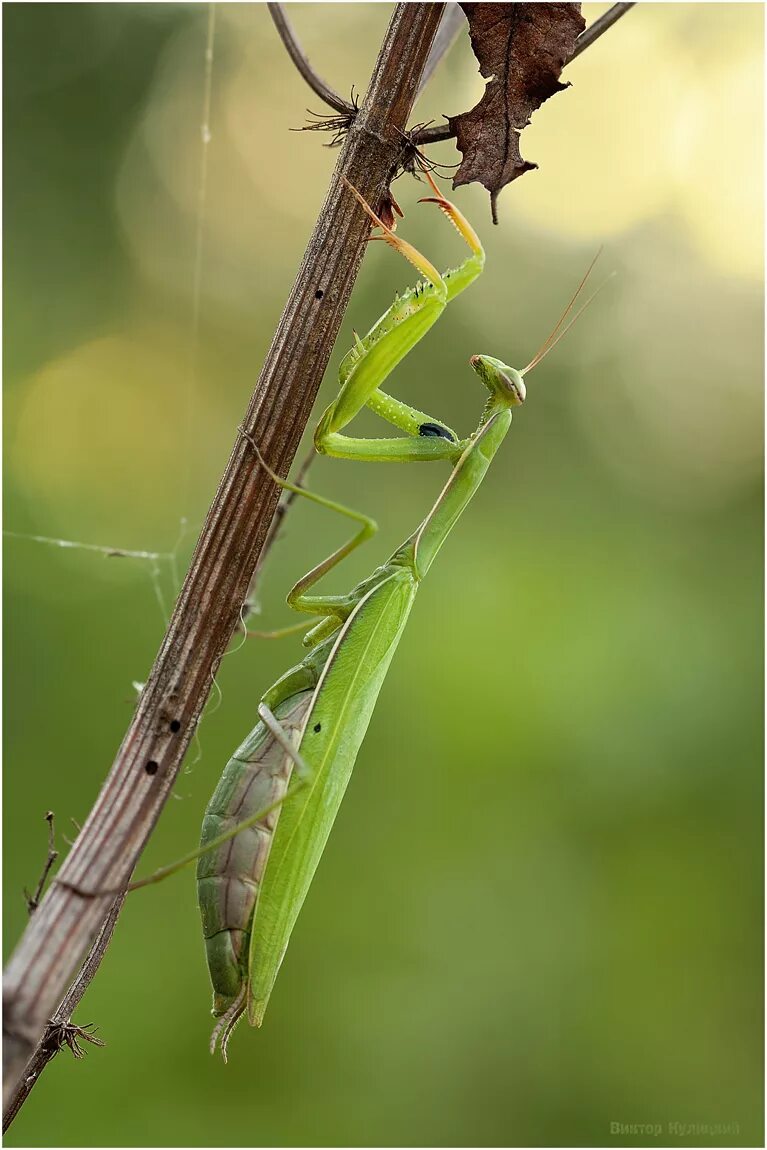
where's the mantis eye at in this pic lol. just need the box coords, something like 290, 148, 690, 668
504, 373, 526, 405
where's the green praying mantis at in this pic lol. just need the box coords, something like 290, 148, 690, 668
191, 172, 603, 1059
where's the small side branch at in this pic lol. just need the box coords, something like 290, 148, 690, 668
268, 2, 354, 116
570, 1, 635, 59
23, 813, 58, 915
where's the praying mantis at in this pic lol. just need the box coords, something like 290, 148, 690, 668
194, 173, 602, 1059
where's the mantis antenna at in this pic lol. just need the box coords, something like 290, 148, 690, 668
521, 249, 610, 376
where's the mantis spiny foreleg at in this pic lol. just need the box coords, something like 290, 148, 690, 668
314, 173, 485, 464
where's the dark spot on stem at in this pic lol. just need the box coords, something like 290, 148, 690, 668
169, 719, 181, 733
145, 760, 159, 776
315, 289, 324, 299
419, 423, 455, 441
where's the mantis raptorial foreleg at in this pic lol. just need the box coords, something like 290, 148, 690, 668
313, 172, 485, 464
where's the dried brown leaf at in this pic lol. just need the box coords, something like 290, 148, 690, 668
450, 3, 585, 222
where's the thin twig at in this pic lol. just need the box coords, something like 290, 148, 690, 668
2, 2, 447, 1114
3, 896, 122, 1134
268, 2, 354, 116
23, 813, 58, 915
411, 1, 637, 146
570, 1, 635, 59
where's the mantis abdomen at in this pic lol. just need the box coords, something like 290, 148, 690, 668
197, 691, 313, 1015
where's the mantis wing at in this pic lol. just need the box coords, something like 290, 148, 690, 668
247, 568, 417, 1025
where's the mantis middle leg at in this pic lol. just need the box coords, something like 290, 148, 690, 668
239, 428, 379, 648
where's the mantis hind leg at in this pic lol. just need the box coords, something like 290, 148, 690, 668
246, 620, 313, 641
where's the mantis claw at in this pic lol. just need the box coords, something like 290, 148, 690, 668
417, 170, 483, 258
341, 176, 444, 288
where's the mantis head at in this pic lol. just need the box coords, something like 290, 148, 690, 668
470, 250, 609, 412
470, 356, 526, 407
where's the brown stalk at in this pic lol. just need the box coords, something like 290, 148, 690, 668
2, 1, 446, 1117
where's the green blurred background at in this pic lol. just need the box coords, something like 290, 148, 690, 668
4, 3, 763, 1146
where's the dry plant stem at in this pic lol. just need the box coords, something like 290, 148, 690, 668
3, 896, 123, 1134
2, 1, 446, 1111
